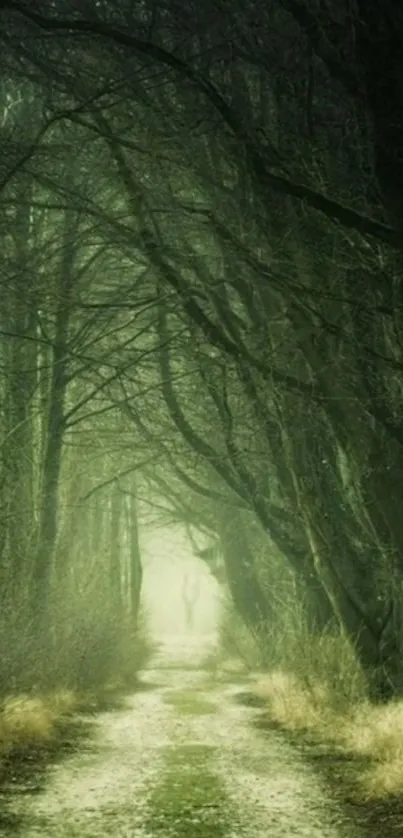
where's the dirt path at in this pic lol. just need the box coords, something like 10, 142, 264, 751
0, 669, 366, 837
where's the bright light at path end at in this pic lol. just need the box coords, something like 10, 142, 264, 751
140, 525, 222, 657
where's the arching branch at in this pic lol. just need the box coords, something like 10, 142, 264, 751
3, 2, 402, 251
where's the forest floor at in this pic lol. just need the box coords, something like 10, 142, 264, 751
0, 665, 380, 838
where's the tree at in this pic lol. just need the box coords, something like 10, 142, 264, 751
1, 0, 403, 700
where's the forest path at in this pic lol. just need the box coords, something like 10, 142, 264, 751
0, 667, 365, 837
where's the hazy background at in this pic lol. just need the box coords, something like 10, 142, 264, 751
140, 524, 222, 662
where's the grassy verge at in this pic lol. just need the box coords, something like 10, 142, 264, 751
0, 618, 155, 793
0, 689, 88, 790
249, 670, 403, 835
213, 596, 403, 835
251, 669, 403, 800
0, 677, 159, 805
144, 743, 231, 837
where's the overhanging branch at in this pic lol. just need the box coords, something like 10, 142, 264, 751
3, 2, 402, 251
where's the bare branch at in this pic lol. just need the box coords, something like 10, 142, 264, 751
3, 2, 401, 250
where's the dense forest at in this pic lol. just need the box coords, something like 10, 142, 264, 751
0, 0, 403, 704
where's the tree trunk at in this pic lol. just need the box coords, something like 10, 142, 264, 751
303, 513, 400, 701
355, 1, 403, 223
109, 490, 123, 616
29, 211, 77, 630
215, 505, 272, 636
124, 487, 142, 628
1, 192, 37, 605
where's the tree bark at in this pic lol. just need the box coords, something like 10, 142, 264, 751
125, 487, 142, 628
29, 211, 77, 629
109, 490, 122, 616
215, 505, 272, 637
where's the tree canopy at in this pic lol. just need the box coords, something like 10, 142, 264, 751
0, 0, 402, 700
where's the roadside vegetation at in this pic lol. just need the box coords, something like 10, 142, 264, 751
254, 669, 403, 801
208, 598, 403, 808
0, 608, 154, 782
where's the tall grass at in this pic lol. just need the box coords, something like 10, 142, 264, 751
214, 595, 403, 801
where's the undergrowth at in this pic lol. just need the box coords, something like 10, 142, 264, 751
212, 596, 403, 802
254, 669, 403, 801
0, 604, 154, 772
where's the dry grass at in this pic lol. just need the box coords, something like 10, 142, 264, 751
0, 688, 78, 755
254, 670, 403, 800
45, 689, 79, 717
340, 700, 403, 799
254, 671, 343, 738
217, 598, 403, 806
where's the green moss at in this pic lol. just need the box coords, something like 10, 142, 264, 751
145, 744, 232, 837
163, 690, 217, 715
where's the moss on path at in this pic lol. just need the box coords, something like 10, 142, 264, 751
144, 742, 231, 838
144, 686, 232, 836
163, 689, 217, 715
